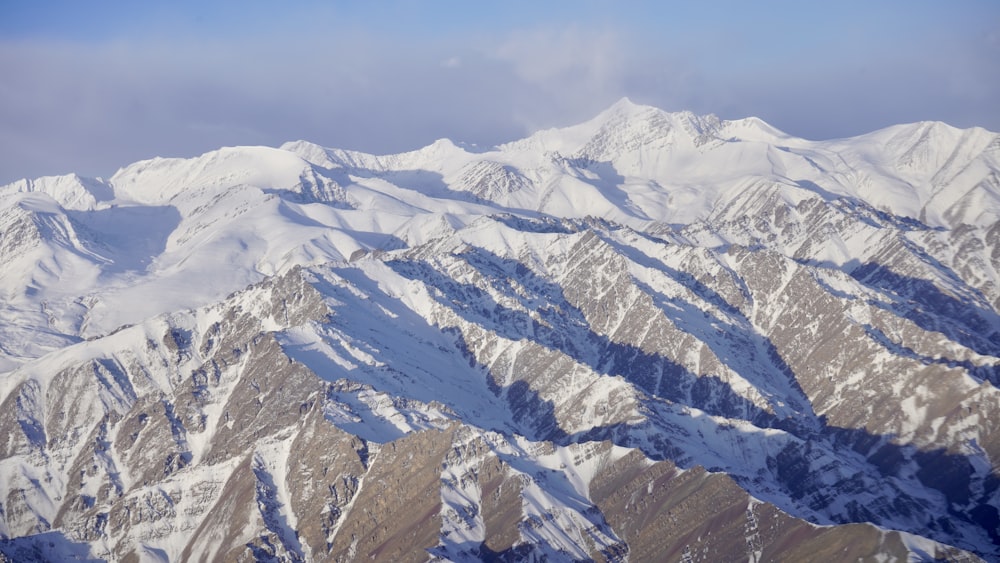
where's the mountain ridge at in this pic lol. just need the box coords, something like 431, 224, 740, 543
6, 100, 997, 233
1, 100, 999, 561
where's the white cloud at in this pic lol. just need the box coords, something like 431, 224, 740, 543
492, 25, 622, 86
1, 13, 998, 184
481, 25, 635, 136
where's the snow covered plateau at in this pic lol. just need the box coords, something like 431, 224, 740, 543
1, 98, 1000, 561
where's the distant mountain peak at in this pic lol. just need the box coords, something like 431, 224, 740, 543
600, 96, 657, 118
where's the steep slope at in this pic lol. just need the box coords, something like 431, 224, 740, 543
0, 258, 986, 562
2, 99, 999, 561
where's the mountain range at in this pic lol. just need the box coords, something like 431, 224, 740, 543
1, 98, 999, 561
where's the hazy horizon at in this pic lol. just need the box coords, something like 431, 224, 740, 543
1, 0, 998, 184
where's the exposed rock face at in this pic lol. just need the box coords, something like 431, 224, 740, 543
2, 101, 999, 560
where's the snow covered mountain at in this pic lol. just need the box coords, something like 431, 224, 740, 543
1, 98, 999, 561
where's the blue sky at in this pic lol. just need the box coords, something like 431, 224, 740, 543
1, 1, 998, 183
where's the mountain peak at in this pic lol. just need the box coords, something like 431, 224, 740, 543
110, 145, 310, 204
0, 172, 114, 211
596, 99, 792, 145
593, 96, 666, 124
604, 96, 647, 115
717, 115, 791, 142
